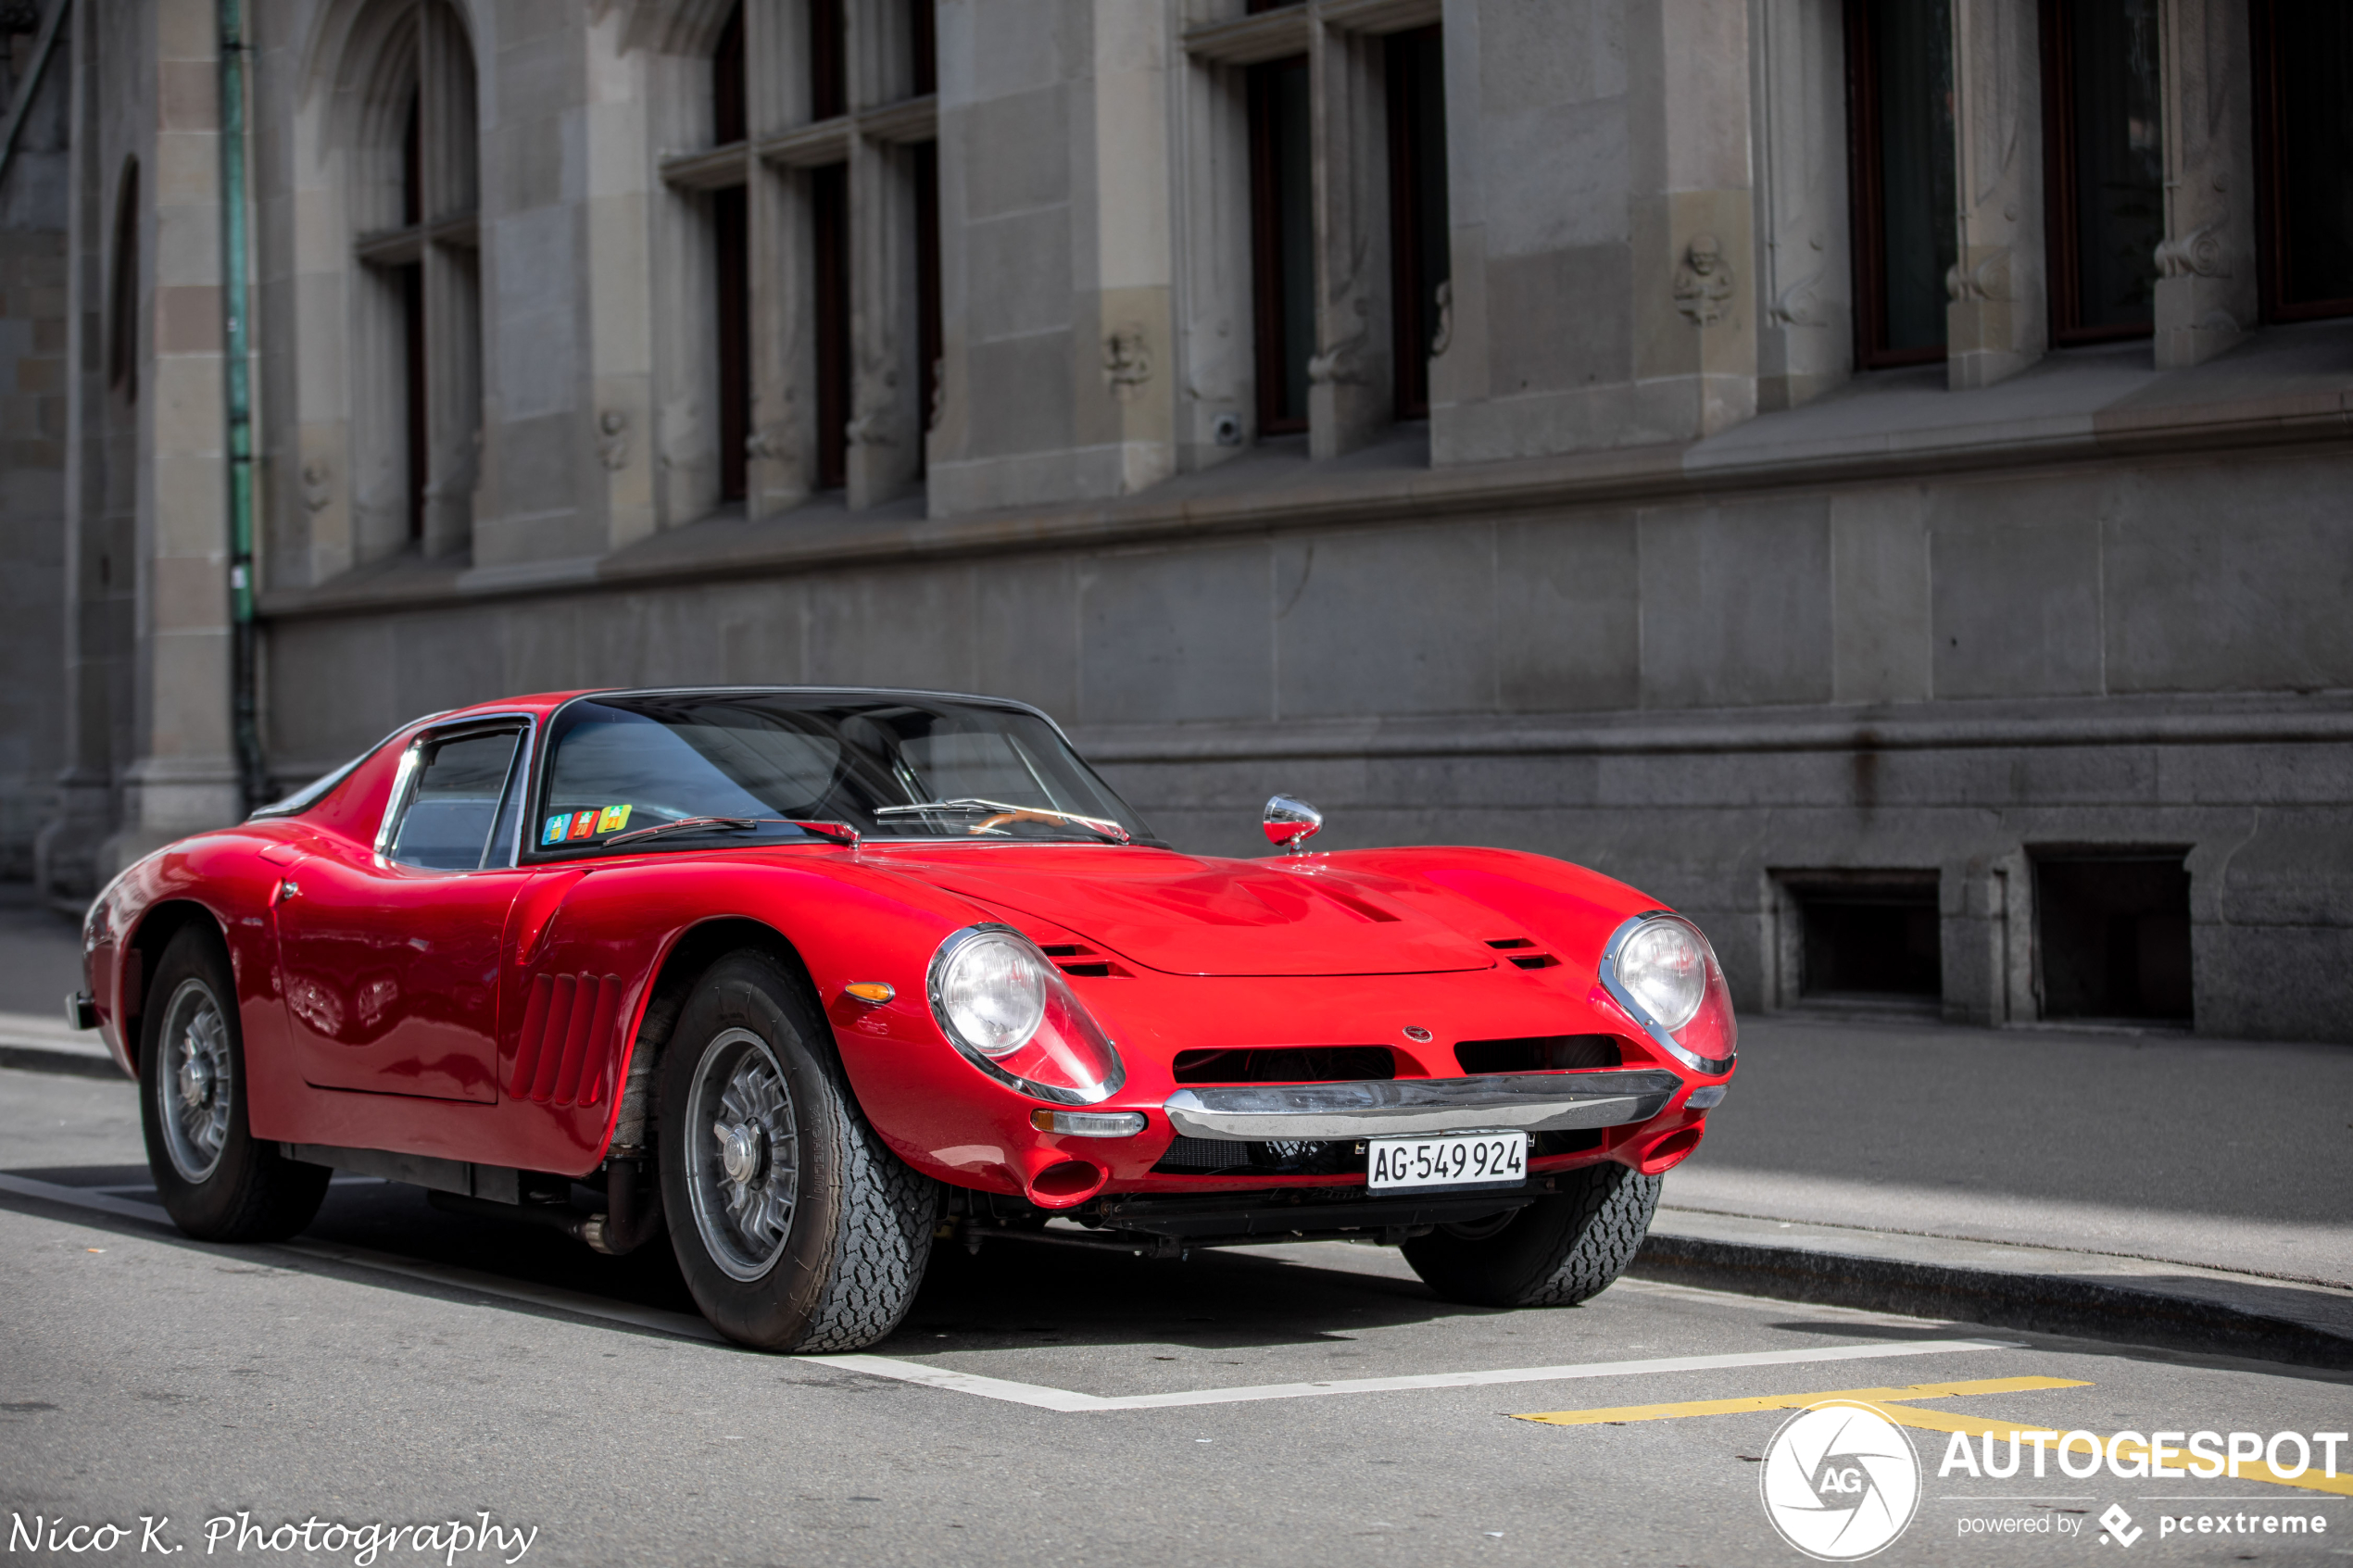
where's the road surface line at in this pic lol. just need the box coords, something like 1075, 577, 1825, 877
813, 1337, 2021, 1412
1512, 1374, 2089, 1425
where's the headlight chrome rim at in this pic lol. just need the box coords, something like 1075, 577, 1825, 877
926, 923, 1126, 1105
1597, 910, 1736, 1075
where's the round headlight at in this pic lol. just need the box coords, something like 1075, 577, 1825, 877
1617, 918, 1709, 1032
933, 931, 1048, 1058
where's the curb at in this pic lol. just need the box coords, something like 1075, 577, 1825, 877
0, 1044, 125, 1080
1630, 1233, 2353, 1373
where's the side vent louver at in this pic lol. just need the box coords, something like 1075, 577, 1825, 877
508, 972, 623, 1108
1486, 936, 1560, 970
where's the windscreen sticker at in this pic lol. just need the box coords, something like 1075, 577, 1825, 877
567, 809, 599, 841
541, 814, 570, 846
597, 803, 633, 834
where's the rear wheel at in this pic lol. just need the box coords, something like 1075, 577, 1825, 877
658, 950, 937, 1350
1401, 1162, 1661, 1308
139, 925, 330, 1242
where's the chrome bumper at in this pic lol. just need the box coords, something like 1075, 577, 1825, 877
1161, 1070, 1683, 1141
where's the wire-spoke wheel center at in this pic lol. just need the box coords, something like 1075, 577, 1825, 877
686, 1027, 800, 1282
156, 977, 233, 1183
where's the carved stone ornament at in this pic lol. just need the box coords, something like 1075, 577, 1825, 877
2156, 220, 2229, 280
597, 409, 629, 471
1104, 325, 1151, 401
1672, 236, 1735, 327
1307, 298, 1370, 386
745, 422, 788, 462
300, 461, 333, 513
1944, 250, 2012, 303
1769, 266, 1828, 328
1428, 280, 1453, 358
927, 358, 945, 432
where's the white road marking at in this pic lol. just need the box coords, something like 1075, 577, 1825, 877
821, 1337, 2020, 1412
0, 1171, 2020, 1411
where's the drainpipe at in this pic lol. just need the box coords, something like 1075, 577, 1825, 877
217, 0, 267, 809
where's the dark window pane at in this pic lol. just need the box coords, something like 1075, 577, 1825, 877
712, 3, 747, 144
2258, 0, 2353, 315
911, 0, 937, 97
1250, 56, 1314, 433
400, 90, 422, 228
1850, 0, 1957, 362
812, 162, 850, 489
2035, 855, 2193, 1021
810, 0, 847, 120
1387, 25, 1450, 420
713, 183, 749, 502
2047, 0, 2163, 336
400, 261, 426, 542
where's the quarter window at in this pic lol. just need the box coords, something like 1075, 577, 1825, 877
386, 727, 526, 872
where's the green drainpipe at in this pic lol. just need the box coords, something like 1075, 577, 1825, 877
217, 0, 267, 810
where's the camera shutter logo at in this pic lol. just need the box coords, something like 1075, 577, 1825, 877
1759, 1399, 1922, 1561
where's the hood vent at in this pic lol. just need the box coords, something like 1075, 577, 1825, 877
1487, 936, 1560, 971
1038, 942, 1131, 979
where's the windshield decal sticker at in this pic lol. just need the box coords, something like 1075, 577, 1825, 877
568, 809, 599, 840
541, 814, 570, 847
597, 804, 633, 834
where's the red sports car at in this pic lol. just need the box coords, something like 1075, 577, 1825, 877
72, 687, 1736, 1350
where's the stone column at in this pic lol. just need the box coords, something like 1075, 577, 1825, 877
843, 0, 924, 509
1305, 16, 1391, 460
1751, 0, 1852, 412
582, 9, 658, 548
2153, 0, 2257, 369
1945, 0, 2045, 390
116, 0, 243, 862
1074, 0, 1176, 494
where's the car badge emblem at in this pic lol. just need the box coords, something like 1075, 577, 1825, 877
1402, 1025, 1432, 1043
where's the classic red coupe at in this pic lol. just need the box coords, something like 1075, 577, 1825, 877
72, 687, 1735, 1350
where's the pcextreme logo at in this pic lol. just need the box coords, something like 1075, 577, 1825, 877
1761, 1400, 1923, 1561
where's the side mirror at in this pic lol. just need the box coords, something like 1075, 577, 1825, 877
1262, 795, 1323, 854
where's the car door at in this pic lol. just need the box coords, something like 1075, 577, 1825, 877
271, 717, 536, 1102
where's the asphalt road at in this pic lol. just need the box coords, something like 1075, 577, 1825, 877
3, 1069, 2347, 1567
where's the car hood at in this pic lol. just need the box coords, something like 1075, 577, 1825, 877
880, 847, 1503, 977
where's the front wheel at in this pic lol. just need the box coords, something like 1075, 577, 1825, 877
1401, 1162, 1662, 1308
139, 925, 330, 1242
658, 950, 937, 1351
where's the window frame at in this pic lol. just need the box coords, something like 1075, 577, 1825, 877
2039, 0, 2163, 345
1843, 0, 1956, 370
373, 715, 537, 873
2249, 0, 2353, 322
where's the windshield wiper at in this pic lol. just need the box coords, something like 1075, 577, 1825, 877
602, 815, 861, 849
872, 798, 1131, 845
602, 815, 760, 847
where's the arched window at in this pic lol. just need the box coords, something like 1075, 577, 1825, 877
350, 0, 481, 559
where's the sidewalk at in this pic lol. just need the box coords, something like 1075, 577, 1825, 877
1643, 1012, 2353, 1367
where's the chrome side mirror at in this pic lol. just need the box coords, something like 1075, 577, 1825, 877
1262, 795, 1323, 854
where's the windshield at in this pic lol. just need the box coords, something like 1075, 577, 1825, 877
531, 691, 1154, 853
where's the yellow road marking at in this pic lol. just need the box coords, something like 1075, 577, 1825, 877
1512, 1375, 2091, 1427
1872, 1408, 2353, 1501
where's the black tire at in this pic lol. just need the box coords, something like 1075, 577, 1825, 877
139, 925, 330, 1242
657, 950, 937, 1351
1401, 1162, 1662, 1308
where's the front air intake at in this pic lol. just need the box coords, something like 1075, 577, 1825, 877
1453, 1035, 1622, 1073
1170, 1046, 1396, 1085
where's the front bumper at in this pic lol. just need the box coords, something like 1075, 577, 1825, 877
1161, 1069, 1682, 1141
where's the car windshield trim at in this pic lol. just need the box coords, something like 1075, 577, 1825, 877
522, 688, 1159, 859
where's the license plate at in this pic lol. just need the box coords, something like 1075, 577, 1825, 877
1365, 1130, 1529, 1193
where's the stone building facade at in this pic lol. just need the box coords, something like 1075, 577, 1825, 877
4, 0, 2350, 1039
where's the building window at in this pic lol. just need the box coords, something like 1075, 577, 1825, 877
1249, 56, 1314, 435
1386, 25, 1449, 421
914, 139, 942, 472
352, 0, 481, 558
2252, 0, 2353, 320
711, 6, 749, 503
811, 162, 851, 490
810, 0, 847, 121
1845, 0, 1957, 367
107, 159, 139, 399
910, 0, 937, 97
2033, 852, 2193, 1022
2041, 0, 2164, 341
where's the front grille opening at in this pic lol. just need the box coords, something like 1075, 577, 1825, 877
1454, 1035, 1622, 1073
1779, 871, 1942, 1002
1151, 1136, 1365, 1177
1171, 1046, 1396, 1085
2034, 851, 2193, 1022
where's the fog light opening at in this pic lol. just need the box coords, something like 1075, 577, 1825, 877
1630, 1125, 1705, 1174
1026, 1159, 1109, 1208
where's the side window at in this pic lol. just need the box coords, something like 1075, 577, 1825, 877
387, 727, 526, 871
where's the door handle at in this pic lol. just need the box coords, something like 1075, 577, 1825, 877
271, 879, 301, 906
